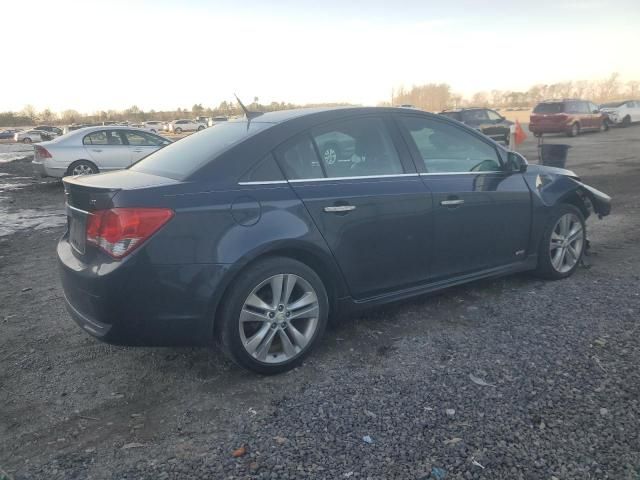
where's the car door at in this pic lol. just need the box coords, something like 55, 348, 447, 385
82, 130, 131, 170
275, 115, 434, 300
122, 130, 168, 162
396, 114, 532, 280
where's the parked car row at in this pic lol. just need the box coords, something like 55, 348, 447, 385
528, 98, 639, 137
439, 108, 513, 145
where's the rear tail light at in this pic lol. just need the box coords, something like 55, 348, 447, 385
86, 208, 174, 258
34, 145, 52, 159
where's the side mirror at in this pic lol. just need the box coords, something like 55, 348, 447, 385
507, 151, 528, 173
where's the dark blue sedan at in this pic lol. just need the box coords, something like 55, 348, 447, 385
58, 107, 611, 374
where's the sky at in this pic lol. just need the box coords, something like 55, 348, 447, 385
1, 0, 639, 113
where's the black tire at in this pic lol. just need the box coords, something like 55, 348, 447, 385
22, 137, 32, 144
175, 127, 182, 134
534, 204, 586, 280
197, 125, 205, 131
601, 120, 610, 132
534, 132, 543, 138
218, 256, 329, 375
622, 115, 631, 128
567, 123, 580, 137
150, 129, 157, 133
65, 160, 99, 176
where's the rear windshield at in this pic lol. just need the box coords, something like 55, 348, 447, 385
129, 121, 270, 179
533, 102, 565, 114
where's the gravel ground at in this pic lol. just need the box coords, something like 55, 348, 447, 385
1, 126, 639, 479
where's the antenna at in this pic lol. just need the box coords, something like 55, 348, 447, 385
234, 94, 264, 120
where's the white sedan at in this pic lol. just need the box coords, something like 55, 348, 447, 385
14, 130, 47, 143
32, 126, 171, 178
167, 119, 205, 133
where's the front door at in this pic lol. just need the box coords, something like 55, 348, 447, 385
396, 114, 532, 279
82, 129, 131, 171
275, 116, 434, 299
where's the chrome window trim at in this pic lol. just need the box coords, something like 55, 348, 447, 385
238, 180, 289, 186
66, 204, 90, 215
419, 171, 503, 176
237, 173, 419, 185
288, 173, 419, 183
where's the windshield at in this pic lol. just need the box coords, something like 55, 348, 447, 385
533, 103, 565, 114
130, 121, 271, 180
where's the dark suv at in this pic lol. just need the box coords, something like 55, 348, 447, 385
440, 108, 513, 144
529, 100, 609, 137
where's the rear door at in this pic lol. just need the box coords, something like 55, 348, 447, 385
275, 115, 434, 300
122, 130, 169, 163
396, 114, 532, 279
82, 130, 131, 170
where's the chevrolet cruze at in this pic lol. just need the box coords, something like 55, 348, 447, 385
58, 107, 611, 374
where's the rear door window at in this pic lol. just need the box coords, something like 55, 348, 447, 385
83, 130, 124, 145
310, 117, 404, 178
399, 115, 502, 173
277, 135, 324, 180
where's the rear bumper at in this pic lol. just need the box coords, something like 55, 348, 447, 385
57, 236, 232, 346
528, 124, 570, 134
32, 159, 66, 178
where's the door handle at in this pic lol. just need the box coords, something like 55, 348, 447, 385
440, 199, 465, 207
91, 149, 103, 152
324, 205, 356, 213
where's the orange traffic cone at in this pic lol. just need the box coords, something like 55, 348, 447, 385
515, 119, 527, 146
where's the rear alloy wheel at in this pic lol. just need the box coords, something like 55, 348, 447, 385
568, 123, 580, 137
622, 115, 631, 127
197, 125, 205, 131
68, 160, 98, 176
219, 257, 328, 374
22, 137, 32, 144
175, 127, 182, 134
535, 204, 586, 280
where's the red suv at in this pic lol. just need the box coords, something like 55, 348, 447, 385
529, 99, 609, 137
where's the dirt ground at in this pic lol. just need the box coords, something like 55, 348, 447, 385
1, 124, 639, 479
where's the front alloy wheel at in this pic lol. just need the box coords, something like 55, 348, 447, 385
535, 204, 586, 279
549, 213, 584, 273
219, 257, 328, 374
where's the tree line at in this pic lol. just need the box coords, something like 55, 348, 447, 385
1, 73, 639, 127
390, 73, 639, 112
0, 99, 351, 127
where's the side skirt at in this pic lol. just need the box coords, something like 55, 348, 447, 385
336, 256, 538, 315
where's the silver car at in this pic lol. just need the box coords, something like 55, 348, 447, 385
32, 126, 171, 178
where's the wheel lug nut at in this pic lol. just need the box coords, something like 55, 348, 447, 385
280, 322, 286, 328
271, 322, 277, 328
269, 312, 275, 318
286, 311, 291, 317
278, 305, 284, 311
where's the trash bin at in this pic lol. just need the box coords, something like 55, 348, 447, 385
540, 144, 570, 168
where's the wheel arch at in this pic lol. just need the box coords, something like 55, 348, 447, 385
209, 241, 347, 340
